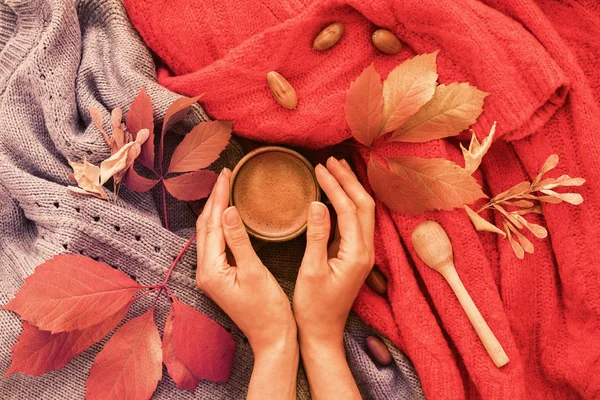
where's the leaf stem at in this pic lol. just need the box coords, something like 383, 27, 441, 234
132, 287, 159, 302
164, 286, 176, 302
150, 288, 163, 311
162, 234, 196, 287
161, 180, 169, 230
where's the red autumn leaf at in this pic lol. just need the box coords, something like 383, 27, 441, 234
124, 168, 159, 192
86, 310, 162, 400
381, 51, 439, 133
126, 88, 155, 170
164, 169, 218, 201
171, 299, 235, 383
367, 155, 486, 214
162, 307, 200, 392
2, 254, 141, 333
344, 63, 383, 147
158, 95, 202, 168
5, 303, 131, 377
167, 121, 232, 173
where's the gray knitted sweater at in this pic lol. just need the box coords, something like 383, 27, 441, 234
0, 0, 424, 398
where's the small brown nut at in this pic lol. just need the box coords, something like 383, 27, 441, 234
366, 266, 388, 295
313, 22, 345, 51
366, 336, 392, 366
371, 29, 402, 55
266, 71, 297, 110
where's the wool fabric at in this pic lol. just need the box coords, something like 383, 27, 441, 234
0, 0, 425, 399
123, 0, 600, 398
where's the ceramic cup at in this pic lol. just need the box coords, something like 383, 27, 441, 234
229, 146, 320, 242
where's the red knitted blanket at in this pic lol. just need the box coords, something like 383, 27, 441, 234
123, 0, 600, 398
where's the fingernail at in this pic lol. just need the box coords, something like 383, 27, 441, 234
328, 156, 341, 166
340, 159, 349, 167
223, 168, 231, 177
223, 207, 240, 226
310, 202, 326, 221
315, 163, 326, 173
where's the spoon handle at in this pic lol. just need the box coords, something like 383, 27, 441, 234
443, 267, 509, 368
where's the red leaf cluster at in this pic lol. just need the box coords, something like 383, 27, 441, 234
123, 90, 232, 206
2, 254, 235, 399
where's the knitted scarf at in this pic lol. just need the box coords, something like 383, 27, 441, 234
123, 0, 600, 398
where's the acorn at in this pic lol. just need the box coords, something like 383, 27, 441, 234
266, 71, 297, 110
372, 29, 402, 55
313, 22, 345, 51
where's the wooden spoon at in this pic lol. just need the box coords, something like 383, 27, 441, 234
411, 221, 509, 368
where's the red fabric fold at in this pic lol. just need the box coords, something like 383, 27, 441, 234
124, 0, 600, 398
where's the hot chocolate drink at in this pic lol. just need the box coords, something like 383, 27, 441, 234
230, 147, 319, 241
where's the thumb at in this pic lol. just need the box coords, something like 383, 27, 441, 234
222, 206, 260, 267
301, 202, 331, 272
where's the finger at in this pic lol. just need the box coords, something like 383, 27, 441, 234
326, 157, 375, 263
203, 168, 231, 267
339, 158, 357, 177
222, 206, 260, 267
315, 164, 362, 249
301, 201, 331, 274
196, 189, 216, 267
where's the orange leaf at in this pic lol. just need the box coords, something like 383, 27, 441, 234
381, 51, 439, 133
344, 63, 383, 147
391, 82, 488, 143
158, 95, 202, 168
171, 299, 235, 382
164, 169, 218, 201
168, 121, 232, 173
367, 155, 486, 214
126, 88, 155, 170
85, 310, 162, 400
2, 254, 141, 333
124, 168, 159, 192
5, 303, 131, 377
162, 306, 200, 392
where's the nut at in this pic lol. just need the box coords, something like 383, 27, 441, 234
371, 29, 402, 55
366, 336, 392, 366
266, 71, 297, 110
366, 266, 387, 295
313, 22, 345, 51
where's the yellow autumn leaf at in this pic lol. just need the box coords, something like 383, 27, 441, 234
367, 156, 487, 214
380, 51, 439, 133
391, 82, 488, 143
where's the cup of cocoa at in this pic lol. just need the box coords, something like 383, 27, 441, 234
229, 146, 320, 242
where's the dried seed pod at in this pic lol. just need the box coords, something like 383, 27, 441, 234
366, 336, 392, 366
266, 71, 297, 110
371, 29, 402, 55
366, 266, 387, 295
313, 22, 345, 51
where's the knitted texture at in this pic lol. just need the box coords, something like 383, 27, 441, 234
123, 0, 600, 398
0, 0, 425, 399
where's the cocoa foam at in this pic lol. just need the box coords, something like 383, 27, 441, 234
232, 150, 317, 239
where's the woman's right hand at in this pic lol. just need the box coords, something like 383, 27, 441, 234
293, 157, 375, 399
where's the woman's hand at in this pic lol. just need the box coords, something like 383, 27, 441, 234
293, 157, 375, 400
196, 168, 298, 400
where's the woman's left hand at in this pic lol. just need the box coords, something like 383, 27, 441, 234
195, 168, 298, 400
